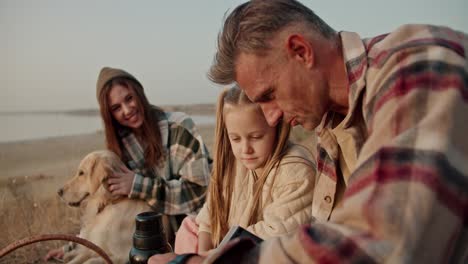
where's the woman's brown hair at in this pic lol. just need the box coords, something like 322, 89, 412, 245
98, 77, 165, 168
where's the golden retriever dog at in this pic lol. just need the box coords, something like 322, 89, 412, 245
58, 150, 151, 264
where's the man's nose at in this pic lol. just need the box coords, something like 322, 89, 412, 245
260, 103, 283, 127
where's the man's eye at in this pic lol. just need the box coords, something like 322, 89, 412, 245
78, 170, 84, 176
258, 90, 274, 103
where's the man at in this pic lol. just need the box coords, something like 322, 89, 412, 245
151, 0, 468, 263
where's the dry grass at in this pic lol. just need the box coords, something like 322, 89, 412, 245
0, 175, 81, 264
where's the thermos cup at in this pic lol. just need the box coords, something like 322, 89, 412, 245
129, 211, 171, 264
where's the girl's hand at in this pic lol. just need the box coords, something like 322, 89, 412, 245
107, 165, 135, 196
148, 253, 205, 264
198, 249, 215, 257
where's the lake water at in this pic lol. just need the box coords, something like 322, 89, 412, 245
0, 113, 215, 143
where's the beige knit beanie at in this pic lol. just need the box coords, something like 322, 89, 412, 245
96, 67, 144, 100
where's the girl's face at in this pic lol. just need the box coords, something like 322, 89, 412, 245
225, 105, 277, 171
108, 84, 144, 129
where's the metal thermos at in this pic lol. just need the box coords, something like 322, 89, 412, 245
129, 211, 171, 264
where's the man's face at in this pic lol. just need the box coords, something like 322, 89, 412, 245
235, 48, 329, 131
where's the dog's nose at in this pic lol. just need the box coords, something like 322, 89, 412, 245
57, 188, 63, 197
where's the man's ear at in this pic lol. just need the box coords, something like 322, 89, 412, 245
286, 34, 314, 68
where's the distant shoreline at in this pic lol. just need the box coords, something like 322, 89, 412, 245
0, 105, 216, 143
0, 103, 216, 116
0, 123, 216, 180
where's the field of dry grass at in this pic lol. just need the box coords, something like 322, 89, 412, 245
0, 132, 107, 263
0, 113, 315, 263
1, 175, 81, 263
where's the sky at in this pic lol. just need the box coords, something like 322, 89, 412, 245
1, 0, 467, 112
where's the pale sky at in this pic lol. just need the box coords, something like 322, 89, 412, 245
1, 0, 467, 112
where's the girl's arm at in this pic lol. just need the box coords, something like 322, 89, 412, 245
198, 231, 213, 253
195, 201, 214, 253
245, 161, 316, 239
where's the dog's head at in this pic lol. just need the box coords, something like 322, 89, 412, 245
58, 150, 123, 208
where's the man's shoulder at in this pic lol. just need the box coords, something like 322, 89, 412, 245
361, 24, 467, 102
365, 24, 467, 57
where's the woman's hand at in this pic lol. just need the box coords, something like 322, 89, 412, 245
107, 165, 135, 196
43, 247, 64, 261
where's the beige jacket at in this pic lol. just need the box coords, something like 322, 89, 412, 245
196, 143, 316, 240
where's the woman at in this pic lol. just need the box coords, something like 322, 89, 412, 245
97, 67, 212, 239
45, 67, 212, 261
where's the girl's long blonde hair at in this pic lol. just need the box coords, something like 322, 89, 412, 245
208, 85, 291, 246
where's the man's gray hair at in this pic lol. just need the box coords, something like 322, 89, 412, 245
208, 0, 336, 85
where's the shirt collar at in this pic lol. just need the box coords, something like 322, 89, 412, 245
340, 31, 368, 129
317, 31, 368, 133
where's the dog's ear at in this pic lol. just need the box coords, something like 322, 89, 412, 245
102, 161, 123, 195
101, 162, 119, 194
92, 156, 123, 213
88, 155, 98, 176
92, 156, 118, 190
95, 176, 121, 214
101, 174, 111, 192
87, 155, 107, 194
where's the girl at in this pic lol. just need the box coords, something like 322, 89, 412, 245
173, 85, 316, 255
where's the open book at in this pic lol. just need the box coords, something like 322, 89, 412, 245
218, 225, 263, 249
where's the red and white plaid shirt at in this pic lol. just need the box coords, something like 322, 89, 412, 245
207, 24, 468, 264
